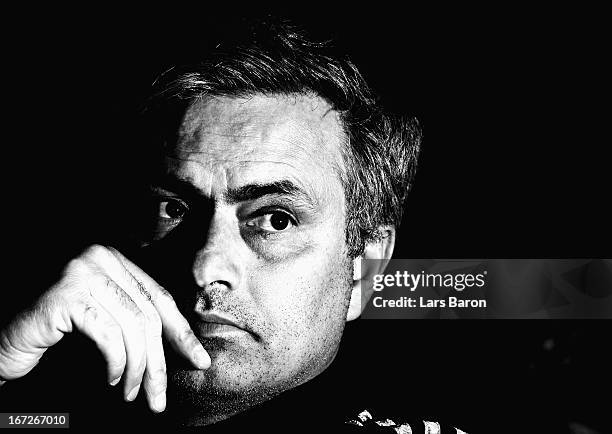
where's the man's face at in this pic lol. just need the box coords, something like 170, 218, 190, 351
146, 94, 354, 414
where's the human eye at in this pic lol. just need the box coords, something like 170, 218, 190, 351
246, 209, 297, 233
157, 198, 189, 222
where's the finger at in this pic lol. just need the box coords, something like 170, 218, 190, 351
109, 248, 211, 370
88, 273, 147, 402
94, 250, 168, 412
0, 289, 78, 382
0, 307, 60, 381
70, 299, 126, 385
142, 330, 166, 412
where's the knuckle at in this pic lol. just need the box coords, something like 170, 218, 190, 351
177, 328, 196, 346
132, 311, 147, 331
83, 305, 98, 322
109, 353, 127, 372
63, 258, 90, 278
84, 272, 111, 291
87, 274, 115, 300
96, 328, 127, 370
103, 276, 116, 291
98, 322, 123, 346
83, 244, 109, 261
157, 287, 175, 304
135, 281, 153, 304
133, 310, 146, 324
157, 286, 172, 300
146, 365, 167, 383
127, 356, 146, 380
156, 380, 168, 394
34, 297, 64, 333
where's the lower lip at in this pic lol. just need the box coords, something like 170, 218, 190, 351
196, 322, 247, 337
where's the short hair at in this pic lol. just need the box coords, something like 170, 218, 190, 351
142, 18, 422, 258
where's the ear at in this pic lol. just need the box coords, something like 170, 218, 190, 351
346, 226, 396, 321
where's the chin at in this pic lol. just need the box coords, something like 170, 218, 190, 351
167, 366, 284, 426
166, 346, 340, 427
168, 349, 286, 399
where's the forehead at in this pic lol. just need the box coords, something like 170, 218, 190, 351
167, 93, 346, 196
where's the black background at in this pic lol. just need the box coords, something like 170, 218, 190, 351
2, 5, 610, 433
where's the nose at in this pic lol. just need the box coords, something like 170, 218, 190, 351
192, 208, 244, 291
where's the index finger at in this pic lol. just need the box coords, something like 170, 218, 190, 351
107, 248, 211, 370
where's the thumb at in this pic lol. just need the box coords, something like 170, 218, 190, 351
0, 296, 68, 382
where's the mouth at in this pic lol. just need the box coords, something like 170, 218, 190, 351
193, 311, 255, 339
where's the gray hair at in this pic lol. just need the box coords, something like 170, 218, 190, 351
143, 18, 422, 258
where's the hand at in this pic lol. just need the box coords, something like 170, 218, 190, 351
0, 244, 210, 412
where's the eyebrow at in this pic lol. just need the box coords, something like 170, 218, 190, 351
224, 180, 314, 205
151, 175, 318, 209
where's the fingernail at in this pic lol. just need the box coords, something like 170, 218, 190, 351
126, 385, 140, 402
109, 376, 121, 386
153, 393, 166, 412
194, 347, 210, 369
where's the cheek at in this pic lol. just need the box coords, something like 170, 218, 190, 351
241, 228, 313, 264
251, 242, 353, 355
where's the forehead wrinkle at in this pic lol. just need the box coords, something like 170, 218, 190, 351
178, 102, 264, 154
163, 155, 322, 208
170, 94, 347, 206
166, 153, 302, 172
175, 127, 338, 181
164, 155, 219, 198
179, 93, 344, 156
